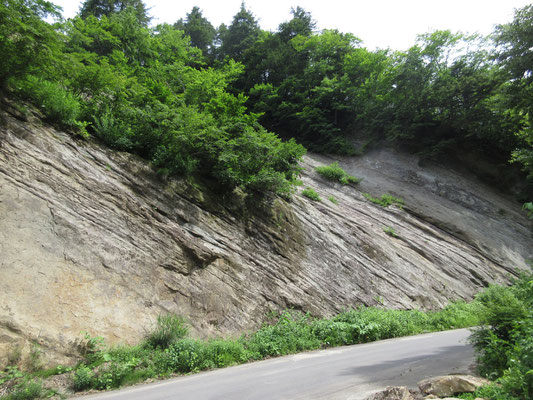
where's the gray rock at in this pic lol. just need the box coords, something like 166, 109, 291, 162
418, 375, 491, 397
366, 386, 415, 400
0, 108, 531, 367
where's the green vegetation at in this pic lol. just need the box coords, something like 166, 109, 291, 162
364, 193, 404, 208
328, 195, 338, 204
144, 314, 188, 349
383, 226, 398, 237
1, 0, 532, 204
523, 202, 533, 219
1, 0, 305, 198
468, 268, 533, 400
0, 380, 43, 400
3, 274, 532, 398
315, 162, 361, 185
0, 301, 483, 397
301, 187, 321, 201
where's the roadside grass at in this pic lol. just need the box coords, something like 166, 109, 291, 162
0, 300, 484, 398
6, 268, 531, 400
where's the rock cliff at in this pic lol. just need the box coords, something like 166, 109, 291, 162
0, 106, 531, 367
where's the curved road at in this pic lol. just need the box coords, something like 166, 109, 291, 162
78, 329, 475, 400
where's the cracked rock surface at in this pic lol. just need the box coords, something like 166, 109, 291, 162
0, 109, 531, 367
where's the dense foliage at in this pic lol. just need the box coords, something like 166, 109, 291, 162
469, 269, 533, 400
1, 0, 305, 197
1, 0, 532, 203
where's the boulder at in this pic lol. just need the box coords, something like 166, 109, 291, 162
366, 386, 415, 400
418, 375, 491, 397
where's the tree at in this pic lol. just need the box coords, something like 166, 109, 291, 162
218, 2, 260, 61
0, 0, 62, 91
278, 6, 315, 42
79, 0, 150, 26
174, 7, 215, 57
494, 5, 533, 181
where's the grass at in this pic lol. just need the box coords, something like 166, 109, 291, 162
315, 162, 362, 185
328, 196, 338, 204
301, 187, 321, 201
364, 193, 404, 208
8, 272, 531, 400
0, 301, 484, 398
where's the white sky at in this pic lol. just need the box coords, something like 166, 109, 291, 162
52, 0, 532, 50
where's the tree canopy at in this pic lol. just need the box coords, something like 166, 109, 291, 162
174, 6, 215, 58
1, 0, 532, 201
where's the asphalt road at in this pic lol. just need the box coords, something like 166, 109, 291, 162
77, 328, 475, 400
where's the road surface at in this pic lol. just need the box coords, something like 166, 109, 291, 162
77, 328, 475, 400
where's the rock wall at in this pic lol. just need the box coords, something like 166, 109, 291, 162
0, 107, 531, 367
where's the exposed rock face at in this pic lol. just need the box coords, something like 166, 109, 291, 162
418, 375, 491, 397
0, 108, 531, 367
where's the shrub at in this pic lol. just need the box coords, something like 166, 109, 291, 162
1, 380, 43, 400
15, 76, 81, 129
523, 202, 533, 219
145, 314, 189, 349
93, 360, 139, 390
165, 339, 204, 373
469, 268, 533, 400
73, 366, 94, 391
201, 340, 248, 369
245, 312, 321, 357
302, 187, 321, 201
310, 320, 354, 346
315, 162, 361, 185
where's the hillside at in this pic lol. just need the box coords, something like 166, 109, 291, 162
1, 106, 531, 368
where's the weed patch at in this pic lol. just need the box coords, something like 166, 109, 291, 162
315, 162, 361, 185
364, 193, 404, 208
302, 187, 321, 201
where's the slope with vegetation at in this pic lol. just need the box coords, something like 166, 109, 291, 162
1, 1, 533, 201
0, 1, 532, 399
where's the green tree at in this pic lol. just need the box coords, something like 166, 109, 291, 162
174, 6, 215, 57
494, 5, 533, 181
278, 6, 315, 42
79, 0, 150, 26
219, 2, 260, 61
0, 0, 61, 90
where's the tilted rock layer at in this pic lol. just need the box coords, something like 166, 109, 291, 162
0, 108, 531, 367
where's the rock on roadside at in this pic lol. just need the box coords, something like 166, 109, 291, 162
365, 375, 490, 400
418, 375, 491, 397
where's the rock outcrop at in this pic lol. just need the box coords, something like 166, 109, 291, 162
0, 107, 531, 367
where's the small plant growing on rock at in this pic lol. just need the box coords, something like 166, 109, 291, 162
383, 226, 399, 237
364, 193, 404, 208
302, 187, 321, 201
523, 202, 533, 219
328, 196, 338, 204
315, 162, 361, 185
